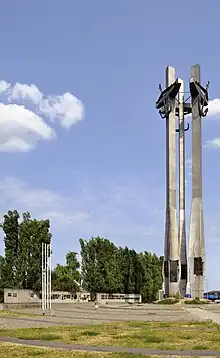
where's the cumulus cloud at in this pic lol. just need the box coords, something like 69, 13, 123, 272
208, 99, 220, 118
0, 80, 84, 152
200, 99, 220, 149
185, 98, 220, 119
39, 92, 83, 129
204, 137, 220, 149
0, 103, 55, 152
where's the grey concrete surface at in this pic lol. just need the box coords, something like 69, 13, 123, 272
163, 66, 180, 296
188, 64, 206, 299
185, 307, 220, 324
178, 78, 187, 297
0, 303, 216, 329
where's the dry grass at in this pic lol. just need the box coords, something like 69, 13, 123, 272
0, 310, 40, 318
126, 320, 220, 329
0, 342, 167, 358
1, 321, 220, 351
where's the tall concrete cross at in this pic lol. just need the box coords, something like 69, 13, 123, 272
156, 64, 209, 298
156, 67, 181, 296
178, 79, 187, 297
188, 64, 208, 298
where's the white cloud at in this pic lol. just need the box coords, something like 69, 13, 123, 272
184, 99, 220, 119
0, 80, 84, 152
0, 80, 84, 128
10, 83, 43, 105
0, 81, 10, 93
0, 176, 163, 245
0, 103, 55, 152
204, 137, 220, 149
39, 92, 84, 129
197, 98, 220, 150
0, 177, 71, 210
0, 177, 93, 233
207, 98, 220, 118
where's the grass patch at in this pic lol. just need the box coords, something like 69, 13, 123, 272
0, 342, 148, 358
1, 321, 220, 351
36, 333, 62, 341
0, 310, 40, 318
126, 320, 219, 329
192, 344, 208, 350
81, 331, 100, 337
184, 298, 210, 304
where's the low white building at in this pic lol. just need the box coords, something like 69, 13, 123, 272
4, 288, 40, 304
4, 288, 90, 304
96, 293, 141, 304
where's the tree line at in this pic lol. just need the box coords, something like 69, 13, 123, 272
0, 210, 163, 303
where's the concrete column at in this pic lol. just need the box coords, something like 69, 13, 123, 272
188, 64, 205, 298
164, 66, 180, 296
178, 79, 187, 297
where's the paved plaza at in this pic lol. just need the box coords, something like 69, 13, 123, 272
2, 302, 220, 329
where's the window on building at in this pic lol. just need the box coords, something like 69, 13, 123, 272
13, 293, 17, 298
8, 293, 12, 297
30, 293, 34, 298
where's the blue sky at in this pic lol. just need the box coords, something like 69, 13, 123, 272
0, 0, 220, 290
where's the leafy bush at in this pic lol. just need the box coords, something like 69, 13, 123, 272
184, 298, 210, 304
169, 293, 183, 299
157, 298, 179, 304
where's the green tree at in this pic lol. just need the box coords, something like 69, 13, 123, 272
26, 217, 52, 291
16, 212, 32, 289
0, 255, 6, 289
52, 251, 80, 292
0, 257, 5, 302
0, 210, 52, 291
137, 251, 163, 303
1, 210, 20, 288
80, 236, 163, 302
119, 247, 140, 294
80, 236, 123, 298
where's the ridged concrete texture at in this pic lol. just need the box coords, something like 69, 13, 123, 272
188, 64, 205, 298
163, 66, 180, 296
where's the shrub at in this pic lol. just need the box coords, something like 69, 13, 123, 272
184, 298, 210, 304
169, 292, 183, 299
157, 298, 179, 304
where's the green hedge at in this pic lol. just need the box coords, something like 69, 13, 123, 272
184, 298, 209, 304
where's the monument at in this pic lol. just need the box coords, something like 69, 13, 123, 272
156, 67, 181, 296
177, 79, 188, 297
188, 65, 209, 298
156, 65, 209, 298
